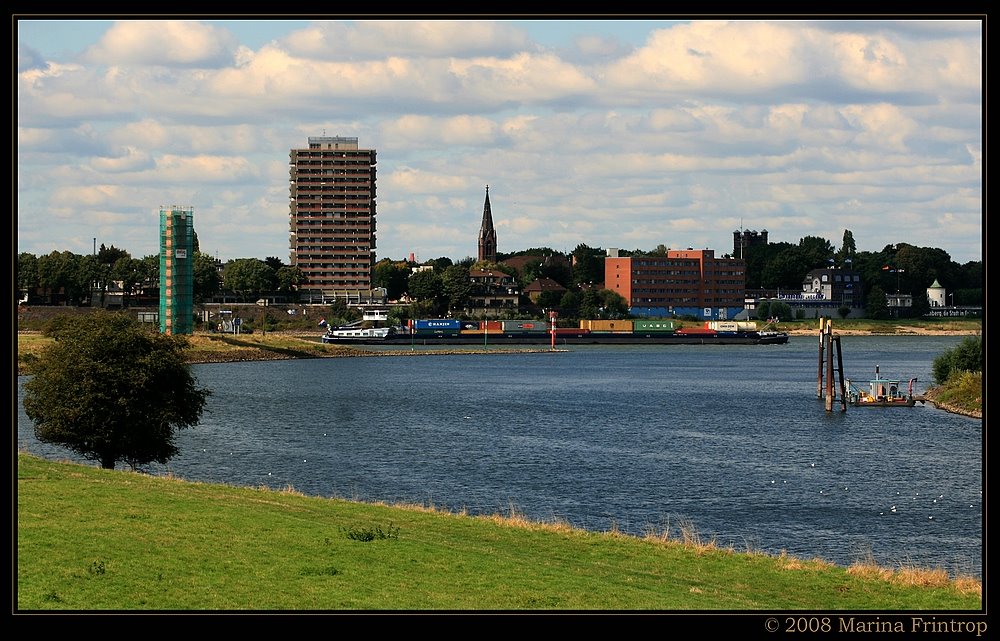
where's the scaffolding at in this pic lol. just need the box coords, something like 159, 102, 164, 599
159, 207, 194, 335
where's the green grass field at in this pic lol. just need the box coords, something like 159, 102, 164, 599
16, 453, 981, 612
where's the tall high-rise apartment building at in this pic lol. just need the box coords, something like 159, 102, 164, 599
289, 136, 377, 302
159, 206, 194, 335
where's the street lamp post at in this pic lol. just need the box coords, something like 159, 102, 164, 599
949, 293, 955, 307
886, 267, 904, 294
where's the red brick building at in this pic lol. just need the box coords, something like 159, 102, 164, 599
604, 248, 746, 319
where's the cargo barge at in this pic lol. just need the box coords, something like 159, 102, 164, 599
322, 319, 789, 346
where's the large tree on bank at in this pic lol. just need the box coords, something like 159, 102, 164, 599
23, 311, 209, 470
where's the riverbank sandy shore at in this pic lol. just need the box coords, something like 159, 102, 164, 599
782, 327, 977, 337
920, 390, 982, 420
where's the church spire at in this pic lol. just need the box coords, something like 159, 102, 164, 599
478, 185, 497, 263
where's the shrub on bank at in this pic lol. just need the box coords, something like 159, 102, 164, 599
932, 335, 983, 384
931, 371, 983, 413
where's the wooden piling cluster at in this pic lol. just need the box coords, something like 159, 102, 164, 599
817, 318, 848, 412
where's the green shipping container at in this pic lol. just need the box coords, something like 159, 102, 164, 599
632, 319, 676, 332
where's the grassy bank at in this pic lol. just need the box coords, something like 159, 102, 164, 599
16, 331, 548, 375
922, 371, 983, 418
16, 453, 981, 611
16, 331, 371, 368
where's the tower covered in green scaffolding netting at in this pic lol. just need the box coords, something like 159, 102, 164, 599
159, 206, 194, 335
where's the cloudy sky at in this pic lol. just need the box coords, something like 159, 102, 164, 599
16, 18, 983, 266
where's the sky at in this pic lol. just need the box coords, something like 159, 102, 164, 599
16, 17, 983, 266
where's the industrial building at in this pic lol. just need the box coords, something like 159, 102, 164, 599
604, 248, 747, 320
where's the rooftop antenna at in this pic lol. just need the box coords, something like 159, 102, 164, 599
739, 218, 744, 260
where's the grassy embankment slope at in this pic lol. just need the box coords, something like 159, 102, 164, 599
16, 453, 981, 611
15, 329, 548, 374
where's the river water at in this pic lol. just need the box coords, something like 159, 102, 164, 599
16, 335, 983, 579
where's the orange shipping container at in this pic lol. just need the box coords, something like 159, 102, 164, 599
579, 319, 634, 333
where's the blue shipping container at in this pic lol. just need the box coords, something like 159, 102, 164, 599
414, 319, 462, 330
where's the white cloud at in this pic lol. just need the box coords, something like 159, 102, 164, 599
840, 103, 919, 152
382, 115, 499, 147
280, 20, 535, 60
152, 155, 261, 184
50, 184, 123, 208
89, 147, 155, 173
828, 29, 982, 94
603, 21, 808, 94
84, 20, 239, 67
448, 52, 597, 100
385, 168, 469, 194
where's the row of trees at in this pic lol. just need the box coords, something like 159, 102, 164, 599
738, 232, 982, 318
16, 246, 161, 307
16, 245, 306, 307
396, 262, 628, 320
932, 335, 983, 385
18, 230, 982, 319
371, 252, 573, 303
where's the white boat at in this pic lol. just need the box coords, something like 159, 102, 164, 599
321, 325, 394, 343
